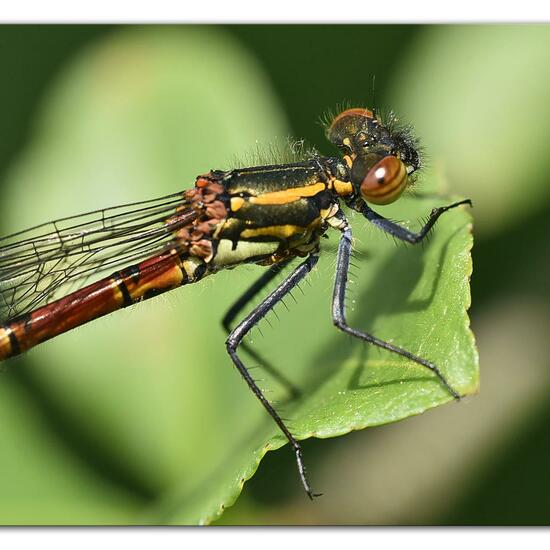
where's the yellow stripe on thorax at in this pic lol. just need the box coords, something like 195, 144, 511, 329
241, 224, 307, 240
240, 216, 322, 241
248, 182, 326, 206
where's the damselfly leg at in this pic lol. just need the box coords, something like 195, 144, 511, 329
357, 199, 473, 244
226, 254, 320, 499
333, 200, 473, 400
222, 258, 301, 399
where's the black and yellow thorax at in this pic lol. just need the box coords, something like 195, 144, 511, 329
181, 157, 353, 270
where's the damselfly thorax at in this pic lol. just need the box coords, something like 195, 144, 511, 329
0, 107, 471, 498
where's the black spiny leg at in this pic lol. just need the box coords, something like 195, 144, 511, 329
226, 254, 320, 499
358, 199, 472, 244
332, 225, 461, 399
222, 259, 301, 399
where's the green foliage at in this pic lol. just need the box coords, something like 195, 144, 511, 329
0, 27, 477, 524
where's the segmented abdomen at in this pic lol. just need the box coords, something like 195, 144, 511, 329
0, 251, 207, 360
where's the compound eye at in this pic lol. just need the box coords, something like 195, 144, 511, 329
360, 156, 408, 205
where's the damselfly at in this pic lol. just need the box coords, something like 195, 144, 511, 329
0, 107, 471, 498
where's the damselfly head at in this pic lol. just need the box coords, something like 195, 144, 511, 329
326, 107, 421, 205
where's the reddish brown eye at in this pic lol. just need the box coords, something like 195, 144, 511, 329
360, 156, 408, 205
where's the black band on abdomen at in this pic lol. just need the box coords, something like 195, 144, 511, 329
112, 272, 133, 308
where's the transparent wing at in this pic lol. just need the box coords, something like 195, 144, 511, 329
0, 191, 197, 323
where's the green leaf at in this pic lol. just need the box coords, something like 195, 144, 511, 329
0, 27, 477, 524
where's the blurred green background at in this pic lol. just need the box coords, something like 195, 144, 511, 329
0, 24, 549, 525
